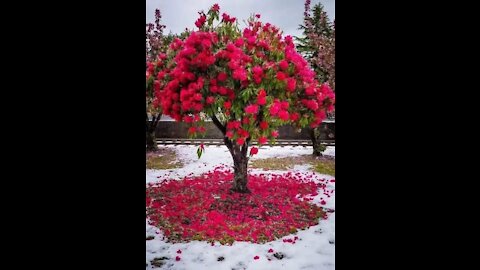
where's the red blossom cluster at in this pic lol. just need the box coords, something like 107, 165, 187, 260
146, 167, 333, 244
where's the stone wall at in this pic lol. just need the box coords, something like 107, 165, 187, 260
154, 121, 335, 140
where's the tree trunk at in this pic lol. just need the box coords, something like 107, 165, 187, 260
211, 115, 251, 193
146, 130, 158, 152
310, 128, 326, 156
146, 113, 160, 152
231, 148, 250, 193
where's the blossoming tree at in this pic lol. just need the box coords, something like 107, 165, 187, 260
146, 9, 166, 152
146, 4, 335, 193
296, 0, 336, 156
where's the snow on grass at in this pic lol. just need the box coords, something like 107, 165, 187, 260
146, 145, 335, 269
146, 145, 335, 184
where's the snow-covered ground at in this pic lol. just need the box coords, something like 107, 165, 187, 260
146, 145, 335, 270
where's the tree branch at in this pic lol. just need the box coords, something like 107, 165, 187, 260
149, 115, 157, 131
153, 113, 162, 128
146, 112, 150, 130
242, 137, 251, 156
211, 114, 226, 135
224, 137, 235, 157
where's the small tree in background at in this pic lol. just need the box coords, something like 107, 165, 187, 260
146, 4, 335, 193
146, 9, 166, 152
296, 0, 335, 156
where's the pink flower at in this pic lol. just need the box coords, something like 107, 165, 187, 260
224, 101, 231, 110
271, 130, 279, 138
222, 13, 231, 23
188, 127, 196, 134
258, 89, 266, 97
269, 103, 281, 116
227, 121, 241, 129
320, 83, 332, 93
252, 66, 263, 75
238, 129, 249, 138
211, 3, 220, 12
175, 256, 181, 261
218, 87, 228, 95
237, 137, 245, 145
245, 104, 259, 114
217, 72, 228, 82
268, 248, 274, 253
254, 256, 260, 260
285, 35, 293, 44
258, 137, 268, 145
286, 78, 296, 91
206, 96, 215, 104
177, 250, 182, 254
195, 15, 206, 28
278, 110, 289, 121
305, 85, 316, 95
257, 96, 266, 105
279, 60, 289, 70
290, 112, 300, 121
194, 93, 203, 101
183, 116, 193, 123
194, 103, 203, 112
307, 100, 319, 111
260, 121, 269, 130
235, 38, 244, 47
276, 71, 286, 81
233, 68, 247, 81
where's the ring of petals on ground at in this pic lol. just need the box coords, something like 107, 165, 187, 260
147, 166, 334, 244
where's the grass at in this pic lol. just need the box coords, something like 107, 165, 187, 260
146, 148, 183, 170
250, 155, 335, 176
313, 160, 335, 176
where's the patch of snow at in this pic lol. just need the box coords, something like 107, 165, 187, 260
323, 146, 335, 157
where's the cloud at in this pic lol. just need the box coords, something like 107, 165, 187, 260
146, 0, 334, 38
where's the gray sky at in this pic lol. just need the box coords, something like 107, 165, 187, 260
146, 0, 335, 38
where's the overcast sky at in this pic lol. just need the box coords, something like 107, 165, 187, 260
146, 0, 335, 38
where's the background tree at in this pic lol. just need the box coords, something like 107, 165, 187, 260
146, 9, 166, 152
296, 0, 335, 156
147, 4, 335, 193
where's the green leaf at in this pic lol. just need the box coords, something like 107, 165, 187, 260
197, 147, 203, 159
299, 117, 308, 127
